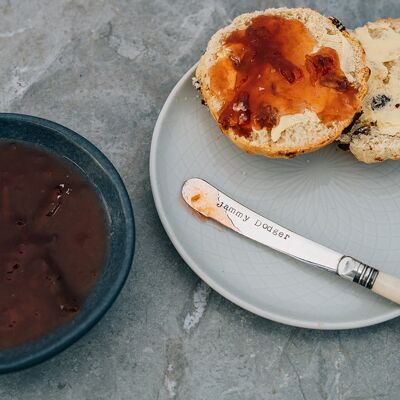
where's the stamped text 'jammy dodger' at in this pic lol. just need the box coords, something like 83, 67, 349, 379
216, 200, 290, 240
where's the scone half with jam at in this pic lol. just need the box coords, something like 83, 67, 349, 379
195, 7, 369, 158
338, 19, 400, 163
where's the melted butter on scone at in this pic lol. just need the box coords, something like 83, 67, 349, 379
354, 21, 400, 133
355, 23, 400, 63
313, 31, 356, 82
270, 110, 319, 142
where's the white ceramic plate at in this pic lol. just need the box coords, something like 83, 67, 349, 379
150, 65, 400, 329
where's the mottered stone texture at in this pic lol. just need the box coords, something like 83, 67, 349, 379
1, 0, 400, 399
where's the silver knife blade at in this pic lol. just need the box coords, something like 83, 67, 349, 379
182, 178, 343, 273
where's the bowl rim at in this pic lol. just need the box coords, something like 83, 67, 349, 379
0, 113, 135, 373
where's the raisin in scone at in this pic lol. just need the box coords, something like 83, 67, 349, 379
195, 8, 369, 158
338, 19, 400, 163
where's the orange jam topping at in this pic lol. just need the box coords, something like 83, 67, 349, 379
209, 15, 359, 137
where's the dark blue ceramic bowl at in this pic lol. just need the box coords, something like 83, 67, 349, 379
0, 113, 135, 373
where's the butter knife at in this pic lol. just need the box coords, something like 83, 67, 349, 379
182, 178, 400, 305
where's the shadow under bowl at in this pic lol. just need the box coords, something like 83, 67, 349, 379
0, 113, 135, 373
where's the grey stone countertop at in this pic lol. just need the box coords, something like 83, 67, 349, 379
1, 0, 400, 399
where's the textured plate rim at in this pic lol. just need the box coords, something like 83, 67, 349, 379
150, 64, 400, 330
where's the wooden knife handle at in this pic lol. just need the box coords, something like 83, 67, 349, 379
338, 257, 400, 305
371, 272, 400, 305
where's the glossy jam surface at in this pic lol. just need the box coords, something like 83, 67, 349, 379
0, 141, 107, 350
210, 15, 359, 137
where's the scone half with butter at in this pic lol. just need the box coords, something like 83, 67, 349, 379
195, 7, 369, 158
338, 19, 400, 163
